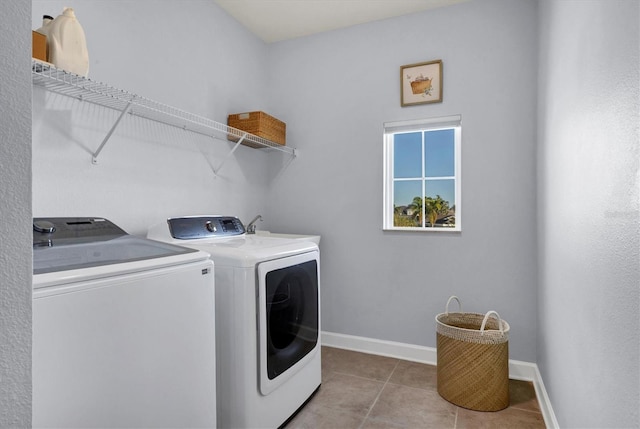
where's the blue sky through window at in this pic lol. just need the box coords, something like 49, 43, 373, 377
393, 132, 421, 178
425, 129, 454, 177
393, 129, 455, 208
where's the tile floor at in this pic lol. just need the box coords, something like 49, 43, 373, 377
285, 346, 546, 429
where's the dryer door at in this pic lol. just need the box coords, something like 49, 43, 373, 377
257, 250, 320, 395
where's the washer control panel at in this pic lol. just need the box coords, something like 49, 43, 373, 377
168, 216, 245, 239
33, 217, 127, 246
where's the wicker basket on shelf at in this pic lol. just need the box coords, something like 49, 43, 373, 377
227, 111, 286, 148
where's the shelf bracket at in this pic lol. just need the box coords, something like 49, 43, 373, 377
212, 133, 247, 176
92, 98, 135, 164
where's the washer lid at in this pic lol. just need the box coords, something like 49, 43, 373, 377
33, 235, 199, 275
33, 217, 199, 274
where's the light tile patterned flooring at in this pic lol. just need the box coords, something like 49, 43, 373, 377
285, 346, 546, 429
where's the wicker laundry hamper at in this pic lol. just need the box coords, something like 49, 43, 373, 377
435, 296, 510, 411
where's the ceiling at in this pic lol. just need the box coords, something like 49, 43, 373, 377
214, 0, 471, 43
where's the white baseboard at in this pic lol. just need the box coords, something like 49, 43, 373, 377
321, 331, 559, 429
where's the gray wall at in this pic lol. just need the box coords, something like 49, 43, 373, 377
537, 0, 639, 427
0, 0, 32, 426
31, 0, 276, 235
265, 0, 539, 362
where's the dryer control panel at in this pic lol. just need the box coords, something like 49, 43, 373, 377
168, 216, 245, 240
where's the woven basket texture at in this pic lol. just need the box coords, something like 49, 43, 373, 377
228, 111, 286, 147
436, 312, 510, 411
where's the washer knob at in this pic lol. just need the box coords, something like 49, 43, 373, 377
33, 220, 56, 234
205, 220, 216, 233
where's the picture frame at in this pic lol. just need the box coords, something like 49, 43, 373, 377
400, 60, 443, 107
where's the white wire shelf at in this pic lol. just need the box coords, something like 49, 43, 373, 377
31, 59, 296, 166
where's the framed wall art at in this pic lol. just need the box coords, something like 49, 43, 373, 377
400, 60, 443, 107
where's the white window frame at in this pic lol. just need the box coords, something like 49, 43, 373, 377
383, 115, 462, 232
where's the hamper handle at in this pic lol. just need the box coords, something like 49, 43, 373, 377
480, 310, 504, 335
445, 295, 462, 315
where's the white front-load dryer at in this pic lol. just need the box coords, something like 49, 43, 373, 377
148, 216, 321, 429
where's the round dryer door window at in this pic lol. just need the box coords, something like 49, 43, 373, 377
258, 251, 319, 395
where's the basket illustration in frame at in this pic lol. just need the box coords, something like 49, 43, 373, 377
400, 60, 443, 106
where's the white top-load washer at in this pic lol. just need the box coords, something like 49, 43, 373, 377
32, 217, 216, 429
148, 216, 321, 429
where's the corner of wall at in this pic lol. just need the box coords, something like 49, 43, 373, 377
0, 0, 33, 426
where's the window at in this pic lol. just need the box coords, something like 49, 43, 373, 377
383, 115, 461, 231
